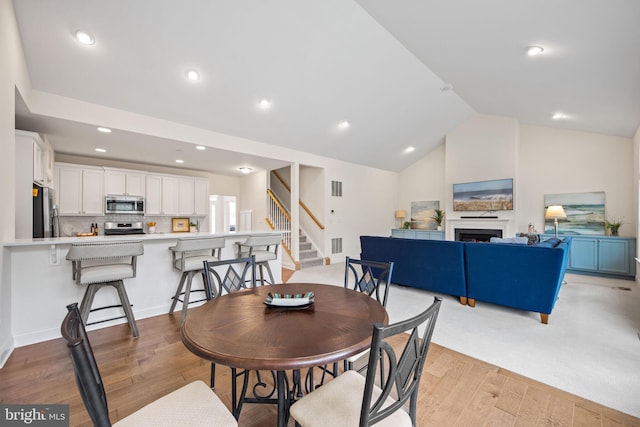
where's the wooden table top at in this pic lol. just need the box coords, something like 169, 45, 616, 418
180, 283, 388, 371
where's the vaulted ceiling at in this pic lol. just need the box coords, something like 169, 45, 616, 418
13, 0, 640, 175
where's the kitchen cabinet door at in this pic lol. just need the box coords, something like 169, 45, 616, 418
194, 179, 209, 215
178, 178, 195, 215
145, 174, 162, 215
106, 169, 146, 196
81, 168, 105, 215
161, 176, 179, 215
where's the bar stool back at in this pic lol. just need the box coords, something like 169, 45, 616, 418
169, 236, 226, 321
235, 234, 281, 285
66, 240, 144, 337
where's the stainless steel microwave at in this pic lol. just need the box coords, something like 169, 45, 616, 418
105, 195, 145, 215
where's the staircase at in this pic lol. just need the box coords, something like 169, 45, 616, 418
299, 231, 324, 269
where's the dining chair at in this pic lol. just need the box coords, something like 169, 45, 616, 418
168, 236, 225, 322
65, 240, 144, 338
61, 303, 237, 427
290, 296, 442, 427
308, 257, 394, 390
235, 234, 281, 285
202, 255, 258, 415
343, 257, 394, 371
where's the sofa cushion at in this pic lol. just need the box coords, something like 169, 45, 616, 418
489, 236, 528, 245
534, 237, 561, 248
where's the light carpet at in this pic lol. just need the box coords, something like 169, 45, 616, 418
289, 263, 640, 418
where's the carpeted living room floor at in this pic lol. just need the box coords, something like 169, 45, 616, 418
288, 263, 640, 418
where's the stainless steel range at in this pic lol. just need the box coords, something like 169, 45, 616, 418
104, 221, 146, 235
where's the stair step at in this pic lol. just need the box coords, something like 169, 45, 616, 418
300, 242, 312, 250
300, 256, 324, 268
299, 249, 318, 259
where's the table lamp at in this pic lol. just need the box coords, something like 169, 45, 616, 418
395, 210, 407, 229
545, 205, 566, 238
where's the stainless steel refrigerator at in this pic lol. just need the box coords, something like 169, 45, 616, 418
33, 183, 59, 238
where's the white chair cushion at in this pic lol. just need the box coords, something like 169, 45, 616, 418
174, 255, 221, 272
114, 380, 237, 427
289, 370, 412, 427
238, 250, 277, 263
79, 264, 135, 285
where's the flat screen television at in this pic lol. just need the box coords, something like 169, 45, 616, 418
453, 178, 513, 212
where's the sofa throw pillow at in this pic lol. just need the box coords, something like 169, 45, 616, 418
490, 236, 528, 245
534, 237, 561, 248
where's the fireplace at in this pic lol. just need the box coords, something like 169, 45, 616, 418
455, 228, 502, 242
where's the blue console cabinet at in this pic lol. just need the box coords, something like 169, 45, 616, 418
391, 229, 445, 240
544, 235, 636, 278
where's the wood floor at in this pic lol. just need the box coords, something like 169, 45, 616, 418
1, 269, 638, 426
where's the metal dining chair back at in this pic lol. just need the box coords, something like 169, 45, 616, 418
290, 296, 443, 427
344, 257, 394, 308
203, 255, 257, 297
61, 303, 237, 427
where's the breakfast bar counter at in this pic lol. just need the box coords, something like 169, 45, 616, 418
2, 231, 282, 351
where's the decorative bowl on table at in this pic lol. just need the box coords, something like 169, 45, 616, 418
264, 291, 315, 307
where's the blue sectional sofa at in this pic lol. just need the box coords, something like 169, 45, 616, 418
359, 235, 571, 323
359, 236, 468, 304
465, 237, 571, 324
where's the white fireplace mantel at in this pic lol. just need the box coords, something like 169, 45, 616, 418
446, 218, 510, 241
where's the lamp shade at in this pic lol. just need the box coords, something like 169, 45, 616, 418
545, 205, 567, 219
395, 210, 407, 219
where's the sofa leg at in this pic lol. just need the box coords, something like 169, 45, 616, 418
459, 296, 467, 305
540, 313, 549, 324
468, 298, 475, 307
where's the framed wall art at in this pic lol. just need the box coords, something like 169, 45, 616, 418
543, 192, 605, 235
171, 217, 190, 232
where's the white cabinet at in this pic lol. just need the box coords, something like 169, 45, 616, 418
145, 174, 162, 215
178, 177, 209, 215
15, 130, 53, 186
55, 164, 104, 216
194, 179, 209, 215
161, 176, 179, 215
105, 169, 146, 196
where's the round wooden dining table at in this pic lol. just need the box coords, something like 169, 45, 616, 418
180, 282, 388, 427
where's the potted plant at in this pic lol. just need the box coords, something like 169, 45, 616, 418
402, 221, 411, 229
189, 221, 197, 232
146, 221, 157, 234
604, 217, 623, 236
432, 209, 445, 231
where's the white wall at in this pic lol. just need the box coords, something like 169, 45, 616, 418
519, 124, 634, 235
1, 0, 33, 366
239, 171, 269, 232
399, 114, 635, 241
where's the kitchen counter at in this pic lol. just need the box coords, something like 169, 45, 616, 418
1, 230, 283, 356
2, 230, 261, 247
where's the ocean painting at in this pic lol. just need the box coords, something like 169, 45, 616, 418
453, 178, 513, 212
544, 192, 605, 235
410, 200, 439, 229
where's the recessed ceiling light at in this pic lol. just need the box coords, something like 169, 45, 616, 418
75, 30, 95, 45
404, 146, 415, 154
195, 145, 206, 150
258, 99, 272, 109
552, 112, 568, 120
185, 70, 200, 81
239, 167, 252, 174
97, 127, 111, 133
175, 159, 185, 164
526, 45, 544, 56
338, 120, 350, 130
95, 148, 106, 153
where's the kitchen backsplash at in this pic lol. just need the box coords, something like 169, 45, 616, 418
59, 215, 209, 236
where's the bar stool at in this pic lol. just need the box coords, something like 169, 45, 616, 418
235, 234, 281, 285
169, 236, 226, 321
66, 240, 144, 337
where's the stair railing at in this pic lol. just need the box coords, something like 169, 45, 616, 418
266, 189, 293, 260
272, 170, 325, 230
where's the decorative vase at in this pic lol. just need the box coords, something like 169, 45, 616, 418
148, 226, 156, 234
437, 225, 442, 231
190, 226, 197, 232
